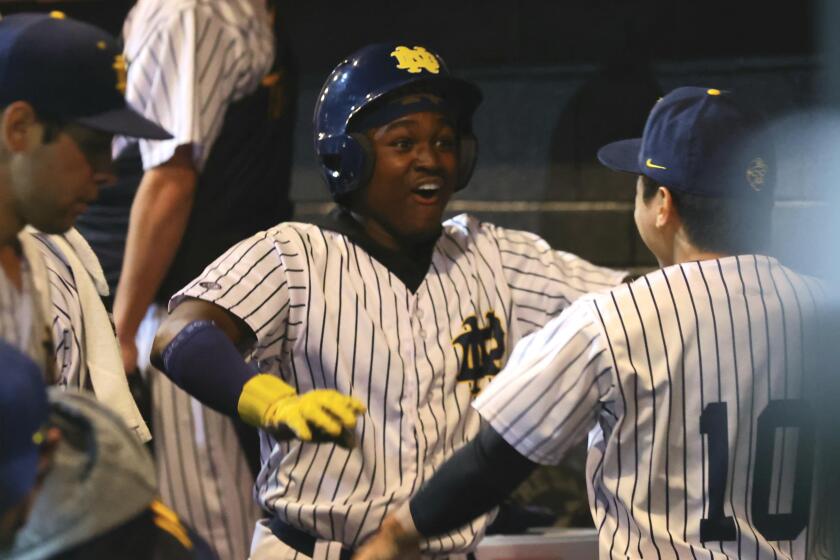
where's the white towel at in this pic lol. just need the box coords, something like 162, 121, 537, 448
24, 227, 151, 443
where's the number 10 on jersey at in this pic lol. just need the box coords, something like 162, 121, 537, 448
699, 399, 816, 543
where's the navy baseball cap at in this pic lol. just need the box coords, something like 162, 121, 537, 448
597, 86, 775, 198
0, 12, 170, 140
0, 340, 49, 513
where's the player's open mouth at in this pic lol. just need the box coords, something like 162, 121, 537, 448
412, 183, 442, 204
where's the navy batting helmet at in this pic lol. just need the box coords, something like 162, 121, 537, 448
314, 43, 482, 200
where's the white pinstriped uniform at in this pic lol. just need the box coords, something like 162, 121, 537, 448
114, 0, 274, 170
475, 255, 826, 559
117, 1, 274, 558
173, 214, 625, 559
0, 231, 87, 387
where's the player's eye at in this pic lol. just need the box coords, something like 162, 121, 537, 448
435, 135, 456, 151
64, 124, 114, 171
391, 138, 414, 151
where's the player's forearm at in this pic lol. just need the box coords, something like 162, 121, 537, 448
157, 318, 255, 415
357, 425, 537, 559
409, 423, 537, 537
113, 147, 197, 346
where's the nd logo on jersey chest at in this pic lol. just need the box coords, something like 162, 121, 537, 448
452, 311, 505, 395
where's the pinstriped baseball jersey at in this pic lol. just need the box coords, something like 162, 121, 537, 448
173, 213, 625, 557
114, 0, 274, 171
475, 255, 826, 559
0, 231, 86, 388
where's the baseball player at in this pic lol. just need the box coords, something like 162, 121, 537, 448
354, 87, 828, 560
150, 42, 626, 559
0, 13, 169, 439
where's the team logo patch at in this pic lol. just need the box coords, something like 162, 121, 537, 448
390, 46, 440, 75
453, 311, 505, 395
112, 54, 127, 95
746, 157, 768, 192
199, 281, 222, 290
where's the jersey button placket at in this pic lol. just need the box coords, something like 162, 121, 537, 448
400, 293, 421, 480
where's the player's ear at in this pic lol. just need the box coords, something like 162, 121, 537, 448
0, 101, 39, 154
655, 186, 677, 229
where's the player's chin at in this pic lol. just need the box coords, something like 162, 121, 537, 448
399, 219, 444, 245
28, 213, 75, 235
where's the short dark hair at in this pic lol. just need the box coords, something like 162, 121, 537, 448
33, 108, 66, 144
640, 174, 772, 255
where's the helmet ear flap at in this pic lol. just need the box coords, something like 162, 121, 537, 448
456, 132, 478, 191
349, 133, 375, 194
317, 134, 375, 199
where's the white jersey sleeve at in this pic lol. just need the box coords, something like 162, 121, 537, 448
116, 0, 274, 170
473, 298, 614, 464
171, 229, 291, 358
490, 223, 626, 333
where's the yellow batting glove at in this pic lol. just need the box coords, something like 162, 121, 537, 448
238, 374, 366, 446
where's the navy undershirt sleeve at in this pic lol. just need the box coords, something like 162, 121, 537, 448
159, 320, 256, 417
410, 423, 538, 537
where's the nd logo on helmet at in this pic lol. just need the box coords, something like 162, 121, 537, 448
390, 46, 440, 74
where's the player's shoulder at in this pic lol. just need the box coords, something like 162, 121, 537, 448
441, 213, 549, 248
19, 229, 79, 291
441, 212, 481, 237
266, 220, 322, 236
124, 0, 246, 56
260, 221, 353, 256
769, 258, 833, 305
123, 0, 196, 40
268, 220, 342, 242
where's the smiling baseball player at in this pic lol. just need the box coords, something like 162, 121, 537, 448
150, 42, 626, 559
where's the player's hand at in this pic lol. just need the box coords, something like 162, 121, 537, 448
238, 374, 366, 447
354, 515, 421, 560
264, 388, 366, 443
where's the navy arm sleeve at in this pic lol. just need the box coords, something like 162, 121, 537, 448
157, 320, 256, 417
410, 423, 538, 537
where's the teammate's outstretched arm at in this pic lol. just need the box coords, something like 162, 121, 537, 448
152, 299, 366, 446
354, 424, 537, 560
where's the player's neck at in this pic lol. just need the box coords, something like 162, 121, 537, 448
0, 174, 24, 248
348, 210, 439, 255
663, 230, 728, 267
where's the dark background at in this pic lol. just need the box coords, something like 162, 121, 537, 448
1, 1, 815, 67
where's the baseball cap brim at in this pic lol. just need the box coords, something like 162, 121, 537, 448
0, 451, 39, 512
76, 107, 172, 140
596, 138, 642, 174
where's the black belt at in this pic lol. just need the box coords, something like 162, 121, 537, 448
268, 517, 354, 560
268, 516, 477, 560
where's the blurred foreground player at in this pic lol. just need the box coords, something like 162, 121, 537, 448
356, 87, 828, 560
0, 339, 215, 559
